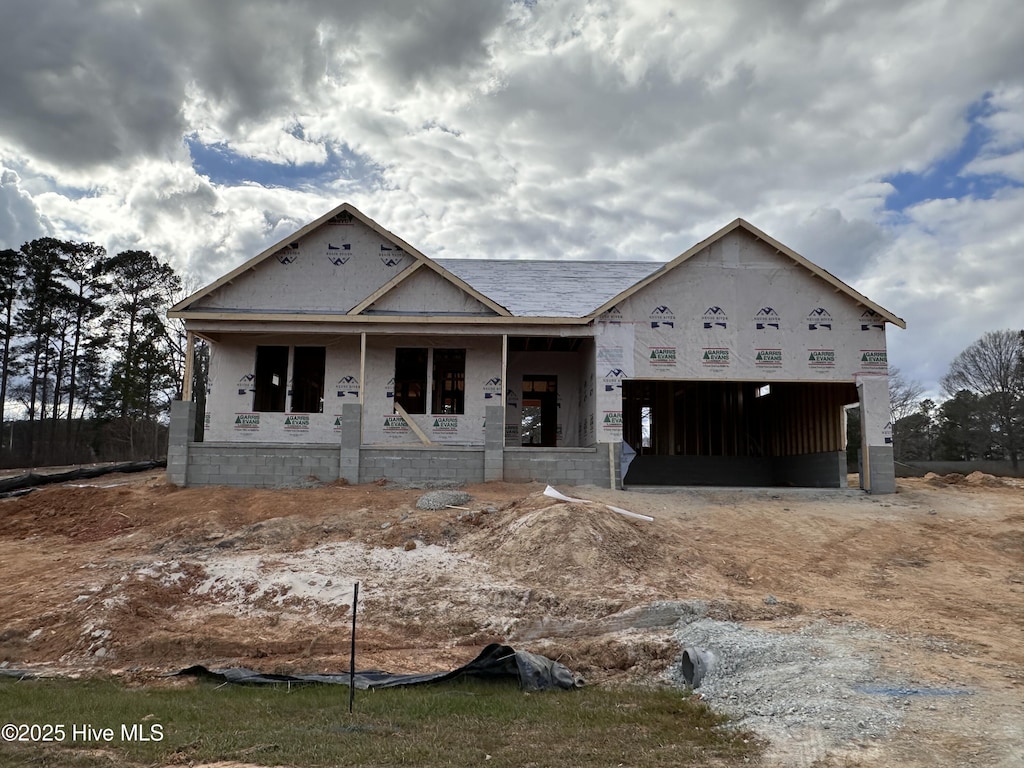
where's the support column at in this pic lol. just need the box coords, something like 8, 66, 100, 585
167, 400, 195, 486
359, 332, 367, 446
182, 331, 195, 401
484, 404, 504, 481
856, 374, 895, 494
339, 402, 362, 485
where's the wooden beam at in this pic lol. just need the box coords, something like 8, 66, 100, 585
169, 310, 588, 325
501, 333, 508, 409
359, 332, 367, 447
392, 401, 432, 445
348, 262, 424, 315
182, 331, 195, 401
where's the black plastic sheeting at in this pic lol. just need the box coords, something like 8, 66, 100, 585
175, 643, 581, 692
0, 460, 166, 498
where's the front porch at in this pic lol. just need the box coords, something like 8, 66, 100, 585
168, 401, 620, 489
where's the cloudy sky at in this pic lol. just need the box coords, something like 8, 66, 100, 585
1, 0, 1022, 397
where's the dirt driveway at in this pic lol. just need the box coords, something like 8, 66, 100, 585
1, 471, 1021, 767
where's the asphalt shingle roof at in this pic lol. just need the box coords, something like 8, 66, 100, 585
435, 259, 663, 318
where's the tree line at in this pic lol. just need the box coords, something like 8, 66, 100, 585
882, 329, 1024, 472
2, 238, 1020, 474
0, 238, 188, 467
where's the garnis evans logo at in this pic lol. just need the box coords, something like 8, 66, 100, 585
755, 349, 782, 367
383, 416, 408, 431
702, 348, 730, 366
284, 414, 309, 430
808, 349, 835, 367
603, 411, 623, 425
649, 347, 676, 365
234, 413, 260, 429
860, 350, 887, 368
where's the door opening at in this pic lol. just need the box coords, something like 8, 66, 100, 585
521, 375, 557, 447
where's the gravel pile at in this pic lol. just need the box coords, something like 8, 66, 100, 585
667, 617, 909, 760
415, 490, 472, 510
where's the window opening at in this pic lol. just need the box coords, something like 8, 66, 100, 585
640, 405, 652, 448
394, 348, 428, 414
432, 349, 465, 414
253, 346, 289, 412
291, 347, 326, 413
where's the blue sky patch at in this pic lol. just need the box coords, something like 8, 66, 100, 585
185, 136, 382, 189
883, 94, 1021, 212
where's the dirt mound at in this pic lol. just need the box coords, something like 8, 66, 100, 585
1, 473, 1023, 767
458, 495, 659, 587
923, 470, 1005, 488
965, 470, 1003, 486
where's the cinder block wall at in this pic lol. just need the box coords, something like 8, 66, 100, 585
866, 445, 896, 493
186, 443, 341, 487
178, 442, 617, 488
359, 446, 485, 484
167, 400, 195, 486
503, 446, 615, 487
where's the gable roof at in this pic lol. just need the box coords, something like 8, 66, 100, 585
168, 202, 512, 318
588, 218, 907, 328
170, 207, 904, 329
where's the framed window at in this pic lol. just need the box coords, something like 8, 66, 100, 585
252, 345, 326, 413
432, 348, 465, 414
291, 347, 326, 413
394, 348, 428, 414
253, 346, 289, 412
394, 347, 466, 415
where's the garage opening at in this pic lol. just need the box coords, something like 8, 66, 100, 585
621, 380, 858, 487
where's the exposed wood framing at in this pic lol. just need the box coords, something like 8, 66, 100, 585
501, 334, 508, 411
348, 261, 424, 315
359, 332, 367, 445
182, 331, 195, 401
622, 380, 858, 458
392, 401, 432, 445
169, 310, 586, 325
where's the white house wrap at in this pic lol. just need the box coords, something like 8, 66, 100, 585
167, 203, 904, 492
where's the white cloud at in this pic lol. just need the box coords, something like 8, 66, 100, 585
860, 188, 1024, 397
0, 0, 1023, 394
0, 168, 48, 249
964, 85, 1024, 182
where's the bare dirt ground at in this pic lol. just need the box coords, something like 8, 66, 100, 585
1, 470, 1021, 767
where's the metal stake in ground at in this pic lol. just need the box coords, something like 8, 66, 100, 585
349, 582, 359, 713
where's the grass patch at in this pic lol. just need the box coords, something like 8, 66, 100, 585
0, 676, 762, 767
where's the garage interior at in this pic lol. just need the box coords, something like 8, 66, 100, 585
621, 380, 859, 487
